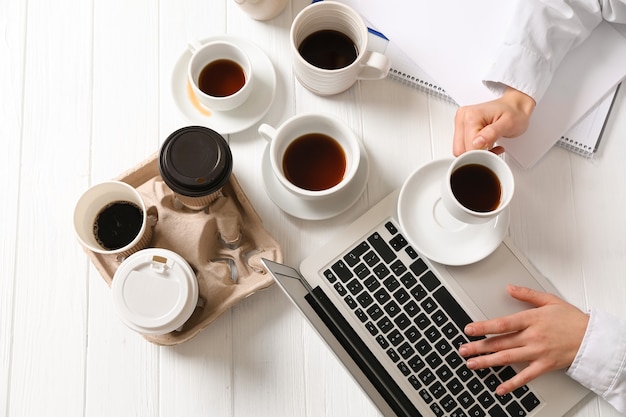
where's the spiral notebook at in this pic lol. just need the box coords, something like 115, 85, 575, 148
370, 32, 620, 159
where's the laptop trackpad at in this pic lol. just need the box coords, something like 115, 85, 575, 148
445, 243, 549, 321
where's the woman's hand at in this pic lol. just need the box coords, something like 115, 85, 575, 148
458, 285, 589, 395
453, 87, 536, 156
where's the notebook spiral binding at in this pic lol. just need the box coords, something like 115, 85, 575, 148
387, 68, 458, 105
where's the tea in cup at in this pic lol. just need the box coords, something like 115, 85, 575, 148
290, 1, 390, 95
258, 113, 361, 200
187, 40, 253, 111
441, 150, 515, 224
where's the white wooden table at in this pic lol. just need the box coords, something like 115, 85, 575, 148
2, 0, 625, 416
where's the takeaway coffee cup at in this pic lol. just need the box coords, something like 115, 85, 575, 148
159, 126, 233, 210
290, 1, 391, 95
233, 0, 289, 21
73, 181, 153, 257
187, 39, 253, 111
258, 113, 361, 200
112, 248, 199, 335
441, 150, 515, 224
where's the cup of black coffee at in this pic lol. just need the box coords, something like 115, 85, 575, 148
290, 1, 390, 95
159, 126, 233, 210
187, 39, 253, 111
73, 181, 152, 256
441, 150, 515, 224
258, 113, 362, 200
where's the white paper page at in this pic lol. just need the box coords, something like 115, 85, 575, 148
345, 0, 626, 168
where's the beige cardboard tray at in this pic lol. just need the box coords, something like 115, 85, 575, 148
82, 153, 282, 345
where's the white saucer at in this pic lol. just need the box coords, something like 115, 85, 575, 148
171, 35, 277, 135
397, 158, 509, 266
261, 143, 369, 221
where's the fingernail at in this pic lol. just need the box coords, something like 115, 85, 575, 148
458, 346, 468, 356
464, 324, 475, 336
472, 136, 486, 149
496, 387, 506, 396
466, 359, 477, 369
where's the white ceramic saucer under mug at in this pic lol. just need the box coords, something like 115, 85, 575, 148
171, 35, 277, 135
261, 142, 369, 221
397, 158, 509, 266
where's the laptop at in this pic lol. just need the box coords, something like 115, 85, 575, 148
262, 189, 591, 417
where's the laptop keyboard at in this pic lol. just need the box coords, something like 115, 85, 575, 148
321, 219, 542, 417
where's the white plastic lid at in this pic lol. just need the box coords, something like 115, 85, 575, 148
112, 248, 199, 335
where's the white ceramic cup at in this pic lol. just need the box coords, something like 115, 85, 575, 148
290, 1, 391, 95
73, 181, 152, 256
258, 113, 361, 200
187, 40, 253, 111
441, 150, 515, 224
233, 0, 289, 21
112, 248, 199, 335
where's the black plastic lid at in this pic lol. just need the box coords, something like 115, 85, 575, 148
158, 126, 233, 197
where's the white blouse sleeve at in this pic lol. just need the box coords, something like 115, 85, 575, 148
567, 308, 626, 415
483, 0, 626, 102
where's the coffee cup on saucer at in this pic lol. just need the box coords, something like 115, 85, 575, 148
233, 0, 289, 21
187, 40, 254, 112
441, 150, 514, 224
258, 113, 362, 201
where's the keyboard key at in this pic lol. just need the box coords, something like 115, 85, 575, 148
410, 284, 428, 301
377, 317, 394, 333
405, 246, 418, 259
393, 312, 411, 330
505, 401, 527, 416
436, 364, 454, 382
356, 292, 374, 308
346, 278, 364, 295
415, 313, 430, 329
404, 300, 419, 317
408, 375, 422, 390
446, 377, 464, 395
354, 308, 367, 322
441, 394, 458, 412
365, 321, 378, 336
429, 381, 446, 399
421, 297, 437, 314
384, 221, 398, 235
397, 361, 411, 376
434, 338, 452, 356
363, 250, 379, 267
390, 259, 407, 276
424, 325, 442, 342
458, 391, 475, 409
366, 304, 384, 321
398, 342, 415, 359
373, 263, 391, 279
457, 365, 473, 382
432, 309, 448, 326
418, 369, 436, 385
387, 329, 404, 346
468, 377, 485, 395
408, 355, 426, 372
344, 295, 357, 309
442, 322, 460, 339
354, 262, 370, 279
410, 258, 428, 277
334, 282, 347, 296
419, 388, 434, 404
367, 232, 396, 263
323, 269, 337, 283
383, 275, 400, 292
387, 348, 400, 363
468, 404, 486, 417
445, 351, 464, 369
344, 241, 369, 266
384, 300, 401, 317
363, 275, 380, 292
375, 334, 389, 349
430, 402, 445, 417
399, 272, 417, 289
331, 260, 353, 282
425, 351, 443, 368
389, 234, 408, 252
403, 328, 420, 344
487, 404, 508, 417
520, 393, 540, 412
477, 391, 496, 409
393, 288, 411, 305
451, 408, 468, 417
373, 287, 391, 304
420, 270, 441, 290
485, 374, 501, 392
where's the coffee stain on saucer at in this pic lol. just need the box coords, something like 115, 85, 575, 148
187, 81, 212, 117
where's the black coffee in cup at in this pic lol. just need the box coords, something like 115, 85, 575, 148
298, 29, 358, 70
282, 133, 346, 191
159, 126, 233, 209
93, 201, 144, 250
450, 164, 501, 212
198, 59, 246, 97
